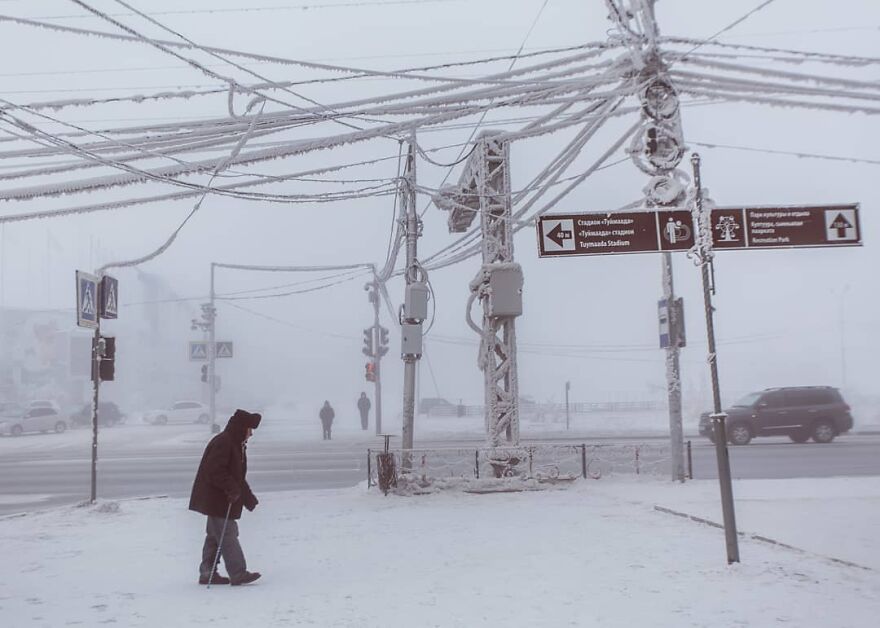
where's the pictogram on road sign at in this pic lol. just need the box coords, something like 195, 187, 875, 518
825, 208, 857, 241
100, 275, 118, 319
189, 341, 208, 361
710, 204, 861, 250
76, 270, 99, 329
536, 209, 694, 258
215, 342, 234, 359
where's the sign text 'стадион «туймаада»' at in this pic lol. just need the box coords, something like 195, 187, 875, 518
577, 217, 635, 249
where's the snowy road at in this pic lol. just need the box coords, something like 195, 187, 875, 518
1, 432, 878, 516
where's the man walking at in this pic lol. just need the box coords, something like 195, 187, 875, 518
357, 392, 371, 431
319, 400, 335, 440
189, 408, 262, 586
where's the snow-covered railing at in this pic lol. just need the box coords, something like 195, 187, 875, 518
366, 442, 678, 490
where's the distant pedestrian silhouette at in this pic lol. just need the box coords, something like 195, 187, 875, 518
319, 401, 335, 440
357, 392, 371, 431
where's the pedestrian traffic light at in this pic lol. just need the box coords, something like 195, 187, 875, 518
365, 361, 376, 382
362, 327, 374, 357
201, 364, 208, 382
93, 335, 116, 381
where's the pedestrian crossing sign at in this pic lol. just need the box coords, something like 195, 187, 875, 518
189, 342, 209, 361
100, 275, 119, 319
76, 270, 99, 329
215, 342, 234, 359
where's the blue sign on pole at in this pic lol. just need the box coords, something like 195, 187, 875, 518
100, 275, 119, 319
76, 270, 99, 329
658, 299, 670, 349
189, 341, 209, 361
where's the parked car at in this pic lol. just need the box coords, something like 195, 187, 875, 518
27, 399, 61, 412
699, 386, 854, 445
0, 407, 67, 436
143, 401, 210, 425
0, 402, 24, 418
419, 398, 458, 416
70, 402, 125, 427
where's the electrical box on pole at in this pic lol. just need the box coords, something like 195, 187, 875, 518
401, 323, 423, 357
404, 282, 429, 321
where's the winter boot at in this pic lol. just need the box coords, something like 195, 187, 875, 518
199, 571, 230, 585
230, 571, 261, 586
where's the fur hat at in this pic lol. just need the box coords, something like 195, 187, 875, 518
232, 408, 261, 429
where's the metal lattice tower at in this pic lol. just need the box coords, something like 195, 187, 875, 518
435, 131, 520, 447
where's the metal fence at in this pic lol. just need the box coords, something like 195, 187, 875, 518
419, 400, 663, 419
367, 442, 679, 490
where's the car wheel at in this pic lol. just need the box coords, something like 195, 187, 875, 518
11, 425, 22, 437
156, 415, 168, 426
197, 414, 209, 424
55, 421, 67, 434
789, 431, 810, 443
728, 423, 753, 446
812, 420, 836, 444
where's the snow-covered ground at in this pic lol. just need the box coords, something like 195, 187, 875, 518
2, 476, 878, 627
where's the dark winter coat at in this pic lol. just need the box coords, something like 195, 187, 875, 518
357, 396, 371, 415
189, 409, 261, 520
320, 404, 335, 425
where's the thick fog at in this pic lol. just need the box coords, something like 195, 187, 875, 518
0, 0, 877, 428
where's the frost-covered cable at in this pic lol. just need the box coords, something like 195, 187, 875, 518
0, 14, 622, 86
108, 0, 379, 130
671, 57, 880, 94
690, 141, 880, 166
98, 102, 266, 272
676, 85, 880, 115
665, 0, 779, 66
660, 36, 880, 67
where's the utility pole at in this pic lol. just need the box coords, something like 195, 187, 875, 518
208, 263, 217, 433
564, 381, 571, 431
363, 275, 387, 435
432, 131, 522, 449
399, 137, 426, 469
617, 0, 687, 483
193, 269, 217, 433
662, 253, 685, 482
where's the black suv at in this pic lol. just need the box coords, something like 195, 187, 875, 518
699, 387, 853, 445
70, 402, 125, 427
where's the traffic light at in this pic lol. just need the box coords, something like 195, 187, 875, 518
378, 325, 389, 357
362, 328, 374, 357
92, 335, 115, 381
201, 364, 208, 383
365, 361, 376, 382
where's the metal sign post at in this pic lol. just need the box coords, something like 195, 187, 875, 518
77, 270, 117, 504
691, 154, 739, 564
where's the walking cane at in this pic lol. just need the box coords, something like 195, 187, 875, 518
207, 502, 233, 589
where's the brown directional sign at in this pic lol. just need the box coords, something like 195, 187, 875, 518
711, 204, 861, 250
537, 209, 694, 257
